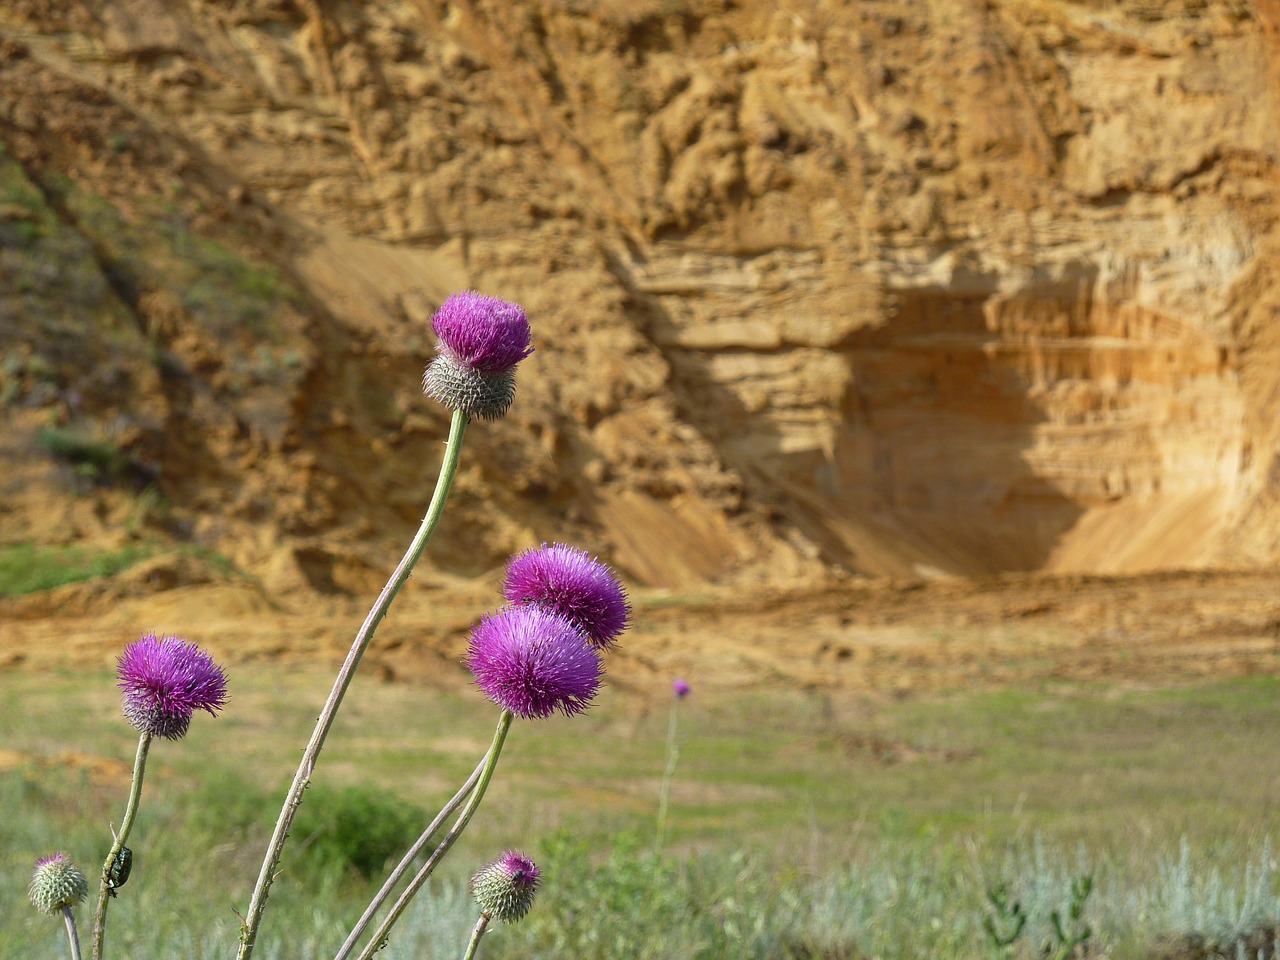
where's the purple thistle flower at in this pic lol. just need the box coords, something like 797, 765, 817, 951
470, 850, 541, 923
466, 606, 602, 719
432, 291, 533, 372
117, 633, 228, 740
672, 678, 691, 699
422, 290, 533, 421
503, 543, 630, 649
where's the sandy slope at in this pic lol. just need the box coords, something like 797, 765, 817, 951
3, 3, 1280, 690
5, 563, 1280, 699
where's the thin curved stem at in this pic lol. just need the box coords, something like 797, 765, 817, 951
656, 698, 680, 850
91, 731, 152, 960
62, 906, 83, 960
354, 711, 513, 960
333, 752, 489, 960
238, 410, 470, 960
460, 914, 491, 960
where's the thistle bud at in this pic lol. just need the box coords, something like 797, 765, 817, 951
29, 853, 88, 914
469, 851, 540, 923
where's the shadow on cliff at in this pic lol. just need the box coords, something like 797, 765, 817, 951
610, 250, 1087, 580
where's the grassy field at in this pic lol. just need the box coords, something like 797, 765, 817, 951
0, 543, 153, 597
3, 665, 1280, 958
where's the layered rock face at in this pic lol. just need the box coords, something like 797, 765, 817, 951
0, 0, 1277, 588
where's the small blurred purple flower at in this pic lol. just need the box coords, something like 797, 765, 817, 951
466, 606, 601, 719
672, 678, 690, 699
503, 543, 630, 649
117, 633, 228, 740
422, 291, 533, 420
469, 850, 541, 923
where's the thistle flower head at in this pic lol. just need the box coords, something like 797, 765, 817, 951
466, 605, 602, 719
470, 851, 541, 923
422, 290, 533, 421
28, 852, 88, 915
117, 633, 228, 740
503, 543, 630, 649
673, 678, 691, 698
431, 291, 533, 372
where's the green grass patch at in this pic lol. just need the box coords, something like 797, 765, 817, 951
632, 589, 721, 611
181, 234, 294, 335
0, 155, 121, 330
0, 543, 152, 596
54, 185, 297, 342
3, 670, 1280, 957
37, 426, 141, 483
0, 538, 246, 598
0, 153, 53, 221
178, 543, 243, 579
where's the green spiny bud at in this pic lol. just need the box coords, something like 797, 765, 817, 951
469, 851, 540, 923
29, 852, 88, 914
423, 352, 518, 421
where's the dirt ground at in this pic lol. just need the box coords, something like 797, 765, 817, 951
5, 563, 1280, 701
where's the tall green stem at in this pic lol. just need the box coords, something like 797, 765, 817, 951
333, 752, 488, 960
656, 697, 680, 849
91, 731, 152, 960
353, 711, 513, 960
460, 914, 491, 960
238, 410, 470, 960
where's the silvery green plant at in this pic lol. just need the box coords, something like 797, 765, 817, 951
982, 881, 1026, 956
1045, 874, 1093, 960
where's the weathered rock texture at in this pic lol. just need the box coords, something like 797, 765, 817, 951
1, 0, 1279, 589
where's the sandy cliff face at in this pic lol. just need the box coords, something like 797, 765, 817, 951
1, 0, 1278, 589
